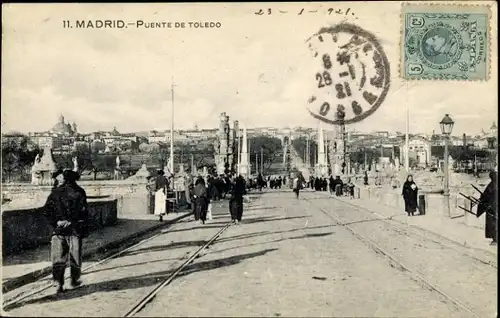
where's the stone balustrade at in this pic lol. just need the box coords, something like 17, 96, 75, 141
1, 180, 149, 256
1, 180, 149, 203
2, 197, 118, 256
356, 185, 485, 229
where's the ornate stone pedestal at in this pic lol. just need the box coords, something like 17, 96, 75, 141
31, 146, 58, 186
128, 163, 151, 183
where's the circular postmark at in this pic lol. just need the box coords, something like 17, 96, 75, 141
305, 23, 390, 125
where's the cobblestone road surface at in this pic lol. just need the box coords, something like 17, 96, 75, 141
3, 190, 497, 317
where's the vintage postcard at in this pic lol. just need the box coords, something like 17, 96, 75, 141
1, 2, 498, 317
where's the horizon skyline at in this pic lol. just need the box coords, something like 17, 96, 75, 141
2, 4, 497, 137
3, 111, 496, 137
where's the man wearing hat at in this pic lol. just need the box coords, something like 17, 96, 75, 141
44, 169, 89, 293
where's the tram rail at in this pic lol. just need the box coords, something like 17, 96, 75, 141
122, 221, 233, 317
2, 217, 193, 311
2, 218, 234, 316
303, 194, 484, 318
329, 193, 497, 268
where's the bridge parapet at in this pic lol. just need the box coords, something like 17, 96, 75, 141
2, 196, 118, 256
2, 180, 148, 203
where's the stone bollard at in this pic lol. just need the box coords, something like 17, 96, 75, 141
397, 193, 405, 208
462, 197, 471, 225
147, 191, 155, 214
390, 193, 397, 207
418, 194, 426, 215
115, 195, 124, 217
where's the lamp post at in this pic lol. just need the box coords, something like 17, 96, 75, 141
363, 147, 368, 171
170, 78, 176, 177
306, 134, 310, 168
234, 121, 240, 176
260, 147, 264, 176
255, 151, 259, 175
440, 114, 455, 218
337, 107, 346, 175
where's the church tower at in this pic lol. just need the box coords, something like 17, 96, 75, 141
490, 122, 497, 136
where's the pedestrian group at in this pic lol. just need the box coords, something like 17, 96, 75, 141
43, 164, 498, 296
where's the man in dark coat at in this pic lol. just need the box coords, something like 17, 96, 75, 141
329, 176, 336, 195
44, 169, 89, 293
207, 176, 219, 202
223, 175, 232, 198
321, 178, 328, 191
477, 171, 498, 245
230, 176, 247, 224
314, 177, 321, 191
335, 176, 344, 196
257, 173, 264, 191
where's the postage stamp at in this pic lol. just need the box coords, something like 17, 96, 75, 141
401, 4, 491, 80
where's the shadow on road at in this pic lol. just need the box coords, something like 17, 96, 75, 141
2, 218, 177, 267
5, 248, 278, 312
211, 232, 334, 255
96, 218, 383, 263
174, 215, 311, 230
243, 215, 311, 224
119, 240, 207, 257
165, 224, 229, 234
83, 256, 189, 276
216, 219, 385, 247
245, 206, 279, 211
342, 218, 388, 226
218, 225, 334, 243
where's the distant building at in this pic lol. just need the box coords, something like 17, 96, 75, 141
31, 135, 63, 149
470, 122, 498, 149
51, 114, 76, 136
2, 133, 26, 144
400, 135, 432, 167
120, 133, 138, 143
148, 131, 167, 143
20, 114, 79, 150
373, 131, 390, 138
139, 142, 168, 153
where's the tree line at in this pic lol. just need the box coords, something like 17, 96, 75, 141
2, 134, 288, 181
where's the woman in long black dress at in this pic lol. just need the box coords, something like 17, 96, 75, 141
402, 175, 418, 216
193, 177, 209, 224
229, 176, 247, 224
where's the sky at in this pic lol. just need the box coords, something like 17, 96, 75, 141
1, 2, 498, 135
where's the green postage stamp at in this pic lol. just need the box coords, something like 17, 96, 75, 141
401, 4, 491, 80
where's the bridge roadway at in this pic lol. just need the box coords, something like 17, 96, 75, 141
2, 189, 497, 317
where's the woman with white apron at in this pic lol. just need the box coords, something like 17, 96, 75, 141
154, 170, 168, 221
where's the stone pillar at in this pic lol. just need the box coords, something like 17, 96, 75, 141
239, 126, 250, 179
315, 124, 328, 177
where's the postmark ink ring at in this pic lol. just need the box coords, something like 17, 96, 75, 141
305, 23, 391, 125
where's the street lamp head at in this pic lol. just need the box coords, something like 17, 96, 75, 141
440, 114, 454, 135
